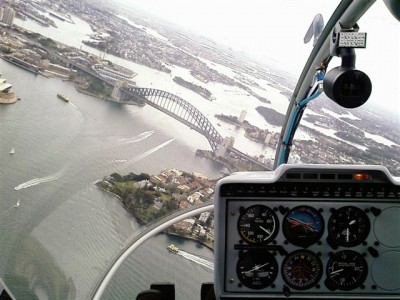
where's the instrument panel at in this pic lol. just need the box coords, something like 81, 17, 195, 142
214, 165, 400, 299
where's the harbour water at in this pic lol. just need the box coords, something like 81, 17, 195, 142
0, 42, 225, 300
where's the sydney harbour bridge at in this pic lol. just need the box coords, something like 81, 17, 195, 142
65, 59, 269, 170
116, 84, 269, 170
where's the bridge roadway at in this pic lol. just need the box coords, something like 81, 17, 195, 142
57, 54, 269, 169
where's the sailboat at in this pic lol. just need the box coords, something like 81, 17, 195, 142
14, 200, 20, 208
9, 148, 15, 154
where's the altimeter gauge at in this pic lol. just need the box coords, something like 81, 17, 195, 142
282, 205, 324, 247
236, 250, 278, 289
281, 250, 323, 290
327, 206, 370, 247
325, 250, 368, 291
237, 205, 279, 244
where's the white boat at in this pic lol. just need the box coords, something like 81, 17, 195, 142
14, 200, 20, 208
9, 148, 15, 154
167, 244, 179, 253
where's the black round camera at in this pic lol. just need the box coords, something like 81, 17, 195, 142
323, 67, 372, 109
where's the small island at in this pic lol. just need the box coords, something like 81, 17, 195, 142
256, 106, 285, 127
173, 76, 213, 100
96, 169, 217, 249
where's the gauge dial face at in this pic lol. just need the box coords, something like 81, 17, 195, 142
237, 205, 279, 244
282, 250, 323, 290
282, 205, 324, 247
325, 250, 368, 291
328, 206, 370, 247
236, 250, 278, 289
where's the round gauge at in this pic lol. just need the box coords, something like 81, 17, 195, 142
281, 250, 323, 290
325, 250, 368, 291
327, 206, 370, 247
282, 205, 324, 247
236, 250, 278, 289
237, 205, 279, 244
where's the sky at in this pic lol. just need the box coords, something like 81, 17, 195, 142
115, 0, 399, 117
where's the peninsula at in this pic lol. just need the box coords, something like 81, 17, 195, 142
96, 169, 216, 249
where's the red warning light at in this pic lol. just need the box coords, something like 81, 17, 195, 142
353, 173, 370, 181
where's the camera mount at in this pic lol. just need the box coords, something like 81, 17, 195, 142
323, 23, 372, 108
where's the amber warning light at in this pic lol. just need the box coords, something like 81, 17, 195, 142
353, 173, 370, 181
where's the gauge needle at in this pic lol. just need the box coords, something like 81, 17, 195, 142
330, 269, 344, 275
346, 228, 350, 242
349, 220, 356, 225
259, 225, 271, 235
244, 262, 270, 274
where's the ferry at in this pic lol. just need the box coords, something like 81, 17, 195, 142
57, 93, 69, 102
166, 244, 179, 254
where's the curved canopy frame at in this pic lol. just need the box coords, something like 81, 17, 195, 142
274, 0, 376, 169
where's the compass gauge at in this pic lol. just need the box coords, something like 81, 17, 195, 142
282, 250, 323, 290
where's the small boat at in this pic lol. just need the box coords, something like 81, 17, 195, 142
167, 244, 179, 253
57, 93, 69, 102
9, 148, 15, 154
14, 200, 20, 208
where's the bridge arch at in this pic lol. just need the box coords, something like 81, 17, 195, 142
120, 86, 223, 152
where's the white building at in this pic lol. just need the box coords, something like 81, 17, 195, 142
2, 7, 15, 26
239, 110, 247, 124
198, 212, 210, 224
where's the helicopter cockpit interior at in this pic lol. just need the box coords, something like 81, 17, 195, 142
1, 0, 399, 300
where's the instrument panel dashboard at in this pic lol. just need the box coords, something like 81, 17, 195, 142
214, 165, 400, 299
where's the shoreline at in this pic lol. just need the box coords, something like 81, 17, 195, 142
94, 181, 214, 249
164, 231, 214, 251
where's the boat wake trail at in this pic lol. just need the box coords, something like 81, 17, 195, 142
177, 250, 214, 270
14, 169, 64, 190
127, 138, 175, 164
120, 130, 155, 144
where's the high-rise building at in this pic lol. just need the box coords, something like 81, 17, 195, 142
2, 7, 15, 26
238, 110, 247, 124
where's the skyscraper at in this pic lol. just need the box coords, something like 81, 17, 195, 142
238, 110, 247, 124
2, 7, 15, 26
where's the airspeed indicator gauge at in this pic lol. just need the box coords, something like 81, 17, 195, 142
237, 205, 279, 244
